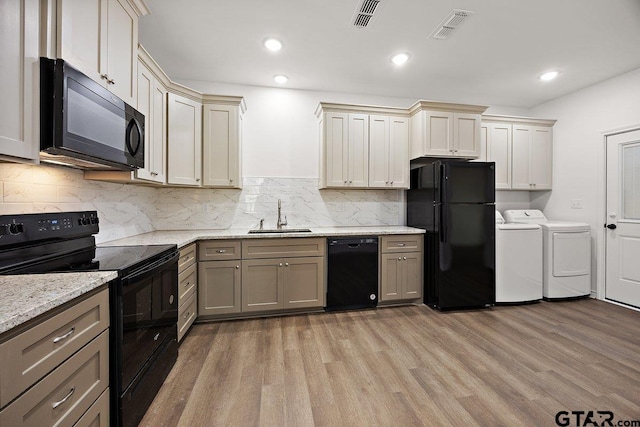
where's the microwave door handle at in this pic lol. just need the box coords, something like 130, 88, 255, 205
125, 118, 142, 156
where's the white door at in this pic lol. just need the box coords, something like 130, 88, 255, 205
606, 128, 640, 307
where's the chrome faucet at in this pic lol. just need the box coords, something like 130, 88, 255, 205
276, 199, 287, 229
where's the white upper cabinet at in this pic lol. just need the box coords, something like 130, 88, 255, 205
135, 56, 167, 184
409, 101, 487, 160
0, 0, 40, 163
369, 115, 409, 188
202, 98, 245, 188
318, 103, 409, 189
322, 112, 369, 188
167, 92, 202, 186
482, 115, 555, 191
56, 0, 147, 106
487, 123, 512, 189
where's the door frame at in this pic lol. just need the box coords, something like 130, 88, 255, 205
598, 123, 640, 302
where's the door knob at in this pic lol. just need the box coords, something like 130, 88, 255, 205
606, 224, 617, 230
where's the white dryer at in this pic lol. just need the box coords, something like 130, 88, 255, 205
503, 210, 591, 300
495, 211, 543, 303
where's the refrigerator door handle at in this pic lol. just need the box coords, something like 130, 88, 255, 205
439, 204, 447, 243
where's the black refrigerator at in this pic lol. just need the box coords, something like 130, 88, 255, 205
407, 160, 495, 310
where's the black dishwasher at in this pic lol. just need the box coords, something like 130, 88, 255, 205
326, 237, 379, 311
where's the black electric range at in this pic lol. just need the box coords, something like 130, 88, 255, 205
0, 211, 178, 427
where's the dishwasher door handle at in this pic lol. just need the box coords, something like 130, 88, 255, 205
348, 243, 361, 248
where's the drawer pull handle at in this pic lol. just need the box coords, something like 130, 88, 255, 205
52, 387, 75, 409
53, 327, 75, 344
397, 243, 406, 247
217, 249, 226, 253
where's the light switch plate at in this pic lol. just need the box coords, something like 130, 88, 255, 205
570, 199, 583, 209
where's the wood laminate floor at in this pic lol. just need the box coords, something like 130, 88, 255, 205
140, 299, 640, 426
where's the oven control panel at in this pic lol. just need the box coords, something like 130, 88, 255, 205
0, 211, 99, 247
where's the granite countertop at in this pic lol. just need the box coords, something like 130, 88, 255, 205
0, 271, 117, 335
100, 226, 426, 248
0, 225, 424, 336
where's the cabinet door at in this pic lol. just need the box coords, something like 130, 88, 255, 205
487, 123, 512, 189
198, 260, 241, 316
348, 113, 369, 187
380, 254, 402, 301
511, 125, 532, 190
242, 259, 284, 312
529, 126, 552, 190
150, 77, 167, 183
105, 0, 137, 106
388, 116, 409, 188
402, 252, 423, 299
453, 113, 481, 158
368, 115, 390, 188
202, 104, 240, 188
167, 93, 202, 185
57, 0, 106, 88
0, 0, 39, 162
475, 124, 488, 162
134, 61, 153, 181
325, 112, 348, 187
424, 111, 453, 156
283, 257, 324, 309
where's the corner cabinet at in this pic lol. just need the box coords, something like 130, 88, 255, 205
317, 103, 409, 189
0, 0, 40, 163
481, 115, 556, 191
167, 90, 203, 186
409, 101, 488, 160
202, 97, 246, 189
56, 0, 149, 106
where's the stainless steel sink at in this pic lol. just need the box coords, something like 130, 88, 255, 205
247, 228, 312, 234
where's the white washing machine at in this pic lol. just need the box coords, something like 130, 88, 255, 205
503, 210, 591, 300
495, 211, 543, 303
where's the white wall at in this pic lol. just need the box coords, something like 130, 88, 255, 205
528, 67, 640, 292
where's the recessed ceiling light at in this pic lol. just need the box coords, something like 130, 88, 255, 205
264, 38, 283, 52
540, 71, 559, 81
391, 53, 409, 66
274, 75, 288, 84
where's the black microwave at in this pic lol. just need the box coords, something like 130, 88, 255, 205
40, 58, 144, 171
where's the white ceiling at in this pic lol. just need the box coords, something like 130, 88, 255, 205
139, 0, 640, 109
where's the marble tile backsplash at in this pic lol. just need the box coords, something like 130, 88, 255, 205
0, 164, 405, 242
0, 163, 156, 243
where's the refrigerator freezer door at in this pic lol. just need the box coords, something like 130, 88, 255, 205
441, 161, 495, 204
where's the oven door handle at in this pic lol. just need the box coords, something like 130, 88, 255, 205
120, 251, 179, 286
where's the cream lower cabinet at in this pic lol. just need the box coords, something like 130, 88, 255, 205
379, 235, 424, 302
0, 0, 40, 163
242, 257, 324, 312
177, 243, 197, 341
0, 288, 110, 426
199, 260, 242, 316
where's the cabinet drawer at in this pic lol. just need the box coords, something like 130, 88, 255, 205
199, 240, 241, 261
73, 387, 109, 427
0, 289, 109, 407
178, 262, 197, 306
0, 330, 109, 427
178, 292, 197, 342
178, 243, 197, 271
242, 238, 326, 259
380, 235, 424, 253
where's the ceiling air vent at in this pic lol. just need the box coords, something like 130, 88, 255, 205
430, 9, 474, 40
353, 0, 381, 28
